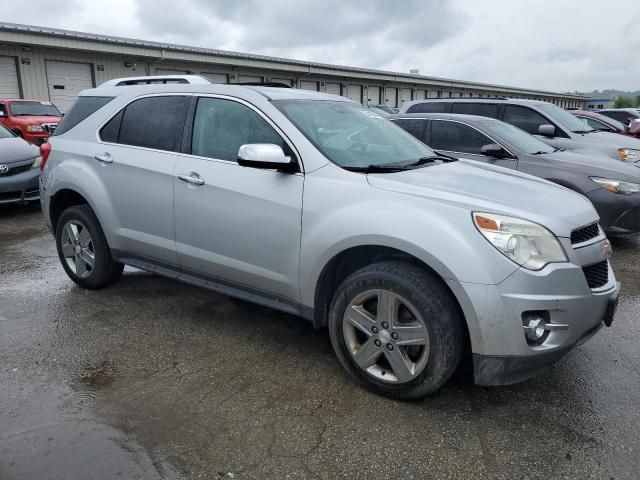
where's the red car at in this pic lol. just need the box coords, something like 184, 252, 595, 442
571, 109, 639, 138
0, 99, 62, 145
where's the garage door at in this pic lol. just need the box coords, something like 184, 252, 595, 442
272, 78, 294, 87
201, 72, 228, 83
238, 75, 263, 83
326, 83, 341, 96
0, 56, 20, 98
300, 80, 318, 91
156, 68, 188, 75
367, 86, 380, 105
384, 87, 398, 108
400, 88, 412, 106
46, 61, 93, 112
415, 89, 426, 100
347, 85, 362, 103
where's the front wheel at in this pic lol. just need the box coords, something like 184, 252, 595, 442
55, 204, 123, 289
328, 261, 465, 400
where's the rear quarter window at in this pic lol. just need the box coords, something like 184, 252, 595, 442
406, 102, 448, 113
451, 103, 500, 118
53, 96, 114, 136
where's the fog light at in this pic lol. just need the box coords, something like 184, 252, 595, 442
523, 316, 547, 342
521, 311, 569, 346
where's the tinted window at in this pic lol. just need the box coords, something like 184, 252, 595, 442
479, 119, 553, 155
601, 111, 633, 124
100, 110, 124, 143
451, 103, 500, 118
118, 96, 190, 152
54, 97, 112, 136
407, 102, 447, 113
430, 120, 492, 154
0, 102, 6, 117
392, 119, 427, 142
191, 98, 285, 161
503, 105, 551, 135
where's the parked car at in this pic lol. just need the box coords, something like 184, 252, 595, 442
0, 99, 62, 145
0, 124, 41, 204
40, 79, 619, 399
598, 108, 640, 127
400, 99, 640, 165
571, 110, 638, 137
390, 113, 640, 237
367, 104, 398, 116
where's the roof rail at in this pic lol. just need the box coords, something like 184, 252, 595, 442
98, 75, 212, 87
236, 82, 293, 88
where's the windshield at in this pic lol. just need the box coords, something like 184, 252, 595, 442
479, 119, 555, 154
274, 100, 436, 168
0, 124, 15, 139
536, 102, 595, 133
9, 101, 61, 117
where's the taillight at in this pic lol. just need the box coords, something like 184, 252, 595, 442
39, 142, 51, 171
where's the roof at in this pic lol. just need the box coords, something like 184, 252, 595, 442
0, 22, 587, 100
389, 112, 499, 123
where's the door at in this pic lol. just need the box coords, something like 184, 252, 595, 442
45, 61, 93, 112
502, 105, 560, 148
400, 88, 412, 106
300, 80, 319, 91
201, 72, 228, 83
238, 75, 263, 83
384, 87, 398, 108
428, 119, 517, 169
174, 96, 303, 300
96, 95, 191, 264
347, 85, 363, 103
367, 86, 380, 105
0, 56, 20, 98
325, 83, 341, 95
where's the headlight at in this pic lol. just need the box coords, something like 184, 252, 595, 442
32, 156, 42, 169
26, 125, 45, 133
473, 212, 568, 270
618, 148, 640, 162
591, 177, 640, 194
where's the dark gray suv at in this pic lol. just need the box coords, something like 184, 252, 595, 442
390, 113, 640, 237
401, 99, 640, 165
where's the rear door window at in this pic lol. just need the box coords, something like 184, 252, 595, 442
451, 103, 500, 118
391, 119, 428, 142
430, 120, 492, 154
191, 97, 287, 161
503, 105, 550, 135
406, 102, 448, 113
115, 96, 190, 152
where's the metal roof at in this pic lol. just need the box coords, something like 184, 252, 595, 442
0, 22, 586, 99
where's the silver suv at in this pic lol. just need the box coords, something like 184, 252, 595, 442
40, 80, 620, 399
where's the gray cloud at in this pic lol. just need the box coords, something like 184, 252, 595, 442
1, 0, 638, 92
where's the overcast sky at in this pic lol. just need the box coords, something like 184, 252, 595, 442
2, 0, 639, 92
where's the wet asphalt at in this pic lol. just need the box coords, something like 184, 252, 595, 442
0, 203, 639, 480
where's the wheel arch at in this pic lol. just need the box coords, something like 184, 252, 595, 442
311, 245, 470, 350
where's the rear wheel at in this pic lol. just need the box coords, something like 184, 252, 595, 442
55, 205, 123, 289
328, 261, 464, 400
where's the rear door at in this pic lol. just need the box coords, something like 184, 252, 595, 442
428, 119, 517, 169
173, 96, 303, 300
96, 95, 190, 264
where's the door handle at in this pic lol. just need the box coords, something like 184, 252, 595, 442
178, 172, 205, 186
94, 152, 113, 164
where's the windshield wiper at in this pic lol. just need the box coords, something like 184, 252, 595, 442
572, 129, 595, 134
343, 163, 410, 173
401, 155, 454, 168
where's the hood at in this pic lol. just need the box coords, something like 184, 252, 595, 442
367, 160, 598, 238
572, 130, 640, 149
540, 150, 640, 183
8, 115, 61, 126
0, 137, 40, 163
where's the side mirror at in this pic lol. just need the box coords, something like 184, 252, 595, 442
538, 124, 556, 137
237, 144, 296, 172
480, 143, 509, 158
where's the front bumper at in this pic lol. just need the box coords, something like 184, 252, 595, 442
0, 165, 40, 205
587, 188, 640, 237
447, 235, 619, 386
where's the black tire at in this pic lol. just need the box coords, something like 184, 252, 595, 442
55, 204, 123, 289
328, 261, 465, 400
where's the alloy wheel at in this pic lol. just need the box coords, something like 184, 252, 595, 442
342, 289, 430, 383
60, 220, 95, 279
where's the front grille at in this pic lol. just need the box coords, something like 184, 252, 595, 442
582, 260, 609, 289
571, 222, 600, 245
42, 123, 58, 134
0, 163, 31, 177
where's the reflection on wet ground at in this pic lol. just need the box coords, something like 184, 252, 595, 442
1, 203, 639, 479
